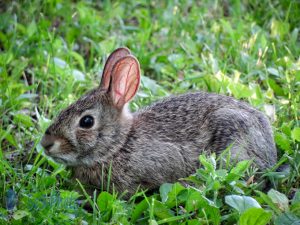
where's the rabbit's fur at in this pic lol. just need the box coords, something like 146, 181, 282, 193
41, 48, 277, 196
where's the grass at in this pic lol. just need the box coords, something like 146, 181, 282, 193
0, 0, 300, 224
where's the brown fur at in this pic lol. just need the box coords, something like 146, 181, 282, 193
41, 48, 277, 196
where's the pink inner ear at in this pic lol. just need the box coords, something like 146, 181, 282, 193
111, 56, 140, 108
100, 48, 131, 91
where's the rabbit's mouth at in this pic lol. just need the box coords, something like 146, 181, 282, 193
46, 148, 93, 166
51, 156, 68, 164
50, 155, 80, 166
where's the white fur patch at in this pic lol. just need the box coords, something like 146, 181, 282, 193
49, 141, 61, 154
121, 104, 133, 121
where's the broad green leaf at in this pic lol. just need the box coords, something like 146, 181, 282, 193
71, 69, 85, 81
37, 176, 56, 189
201, 205, 221, 225
141, 76, 167, 96
157, 213, 193, 224
270, 19, 290, 40
165, 182, 186, 208
60, 190, 81, 200
230, 83, 254, 99
267, 67, 280, 77
281, 123, 292, 138
99, 37, 116, 54
292, 190, 300, 205
153, 200, 174, 220
225, 195, 261, 213
12, 210, 30, 220
53, 57, 68, 69
274, 213, 300, 225
185, 190, 214, 212
168, 54, 185, 70
13, 113, 34, 127
291, 203, 300, 217
256, 191, 281, 215
291, 127, 300, 142
185, 190, 220, 225
149, 219, 159, 225
6, 189, 17, 211
97, 191, 114, 222
268, 78, 285, 96
97, 191, 114, 212
239, 208, 272, 225
199, 155, 215, 172
131, 198, 149, 223
17, 93, 39, 100
226, 160, 251, 182
216, 169, 227, 177
268, 189, 289, 212
160, 183, 173, 203
275, 132, 292, 153
27, 20, 37, 37
11, 60, 28, 78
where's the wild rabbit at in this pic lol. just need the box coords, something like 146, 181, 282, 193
41, 47, 277, 196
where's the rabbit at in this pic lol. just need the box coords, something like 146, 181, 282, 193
41, 47, 277, 196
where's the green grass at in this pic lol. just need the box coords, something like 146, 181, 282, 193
0, 0, 300, 224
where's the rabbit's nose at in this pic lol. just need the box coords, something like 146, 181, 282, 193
41, 134, 55, 154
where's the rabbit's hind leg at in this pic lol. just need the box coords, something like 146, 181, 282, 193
206, 108, 275, 170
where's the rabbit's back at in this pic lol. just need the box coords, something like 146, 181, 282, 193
131, 92, 276, 168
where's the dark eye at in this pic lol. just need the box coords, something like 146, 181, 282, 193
79, 115, 94, 128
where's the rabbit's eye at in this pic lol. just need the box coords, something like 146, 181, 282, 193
79, 115, 94, 128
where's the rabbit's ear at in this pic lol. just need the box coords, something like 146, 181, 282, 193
100, 47, 131, 91
110, 56, 140, 108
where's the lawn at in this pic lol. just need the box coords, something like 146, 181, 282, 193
0, 0, 300, 224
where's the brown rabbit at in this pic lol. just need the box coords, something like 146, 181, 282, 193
41, 47, 277, 196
